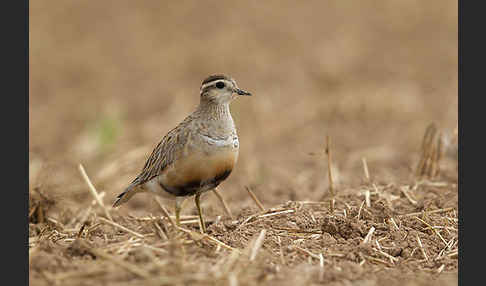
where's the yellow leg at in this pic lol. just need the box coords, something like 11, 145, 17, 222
174, 197, 185, 227
195, 193, 206, 233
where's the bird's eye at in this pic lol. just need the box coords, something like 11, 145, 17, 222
215, 82, 225, 89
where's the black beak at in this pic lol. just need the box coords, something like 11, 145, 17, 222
235, 88, 252, 96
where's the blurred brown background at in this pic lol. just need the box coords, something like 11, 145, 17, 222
29, 1, 457, 215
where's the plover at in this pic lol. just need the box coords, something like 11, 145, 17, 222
113, 74, 251, 233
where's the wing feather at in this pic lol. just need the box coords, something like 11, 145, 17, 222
128, 117, 193, 189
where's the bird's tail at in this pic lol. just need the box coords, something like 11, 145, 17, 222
112, 184, 139, 207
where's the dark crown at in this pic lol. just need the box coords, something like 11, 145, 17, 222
202, 74, 231, 86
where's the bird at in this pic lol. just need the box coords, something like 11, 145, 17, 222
113, 74, 252, 233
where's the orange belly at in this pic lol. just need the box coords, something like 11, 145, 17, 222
158, 148, 238, 196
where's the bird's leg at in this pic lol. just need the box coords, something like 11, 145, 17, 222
195, 193, 206, 233
174, 197, 185, 228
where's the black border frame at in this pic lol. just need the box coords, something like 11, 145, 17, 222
5, 0, 29, 285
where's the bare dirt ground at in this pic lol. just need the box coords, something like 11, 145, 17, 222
29, 1, 458, 285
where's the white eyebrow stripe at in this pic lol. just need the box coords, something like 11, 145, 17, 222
200, 80, 231, 91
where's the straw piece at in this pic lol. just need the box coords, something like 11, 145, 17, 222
362, 254, 392, 266
389, 217, 399, 230
277, 236, 285, 265
357, 200, 365, 220
447, 250, 458, 258
272, 227, 322, 234
365, 190, 371, 208
238, 208, 295, 228
362, 157, 370, 181
318, 253, 325, 281
362, 226, 375, 244
416, 123, 436, 177
176, 226, 240, 253
432, 131, 444, 177
437, 264, 445, 274
416, 234, 428, 261
142, 244, 168, 254
180, 219, 213, 225
435, 239, 455, 260
415, 123, 445, 178
212, 188, 234, 219
258, 209, 294, 218
293, 246, 321, 260
245, 186, 265, 211
400, 186, 418, 206
325, 135, 335, 214
153, 221, 168, 240
98, 217, 144, 239
414, 216, 448, 246
78, 164, 113, 221
250, 229, 267, 261
77, 222, 88, 238
373, 247, 398, 263
154, 197, 176, 228
399, 207, 454, 218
